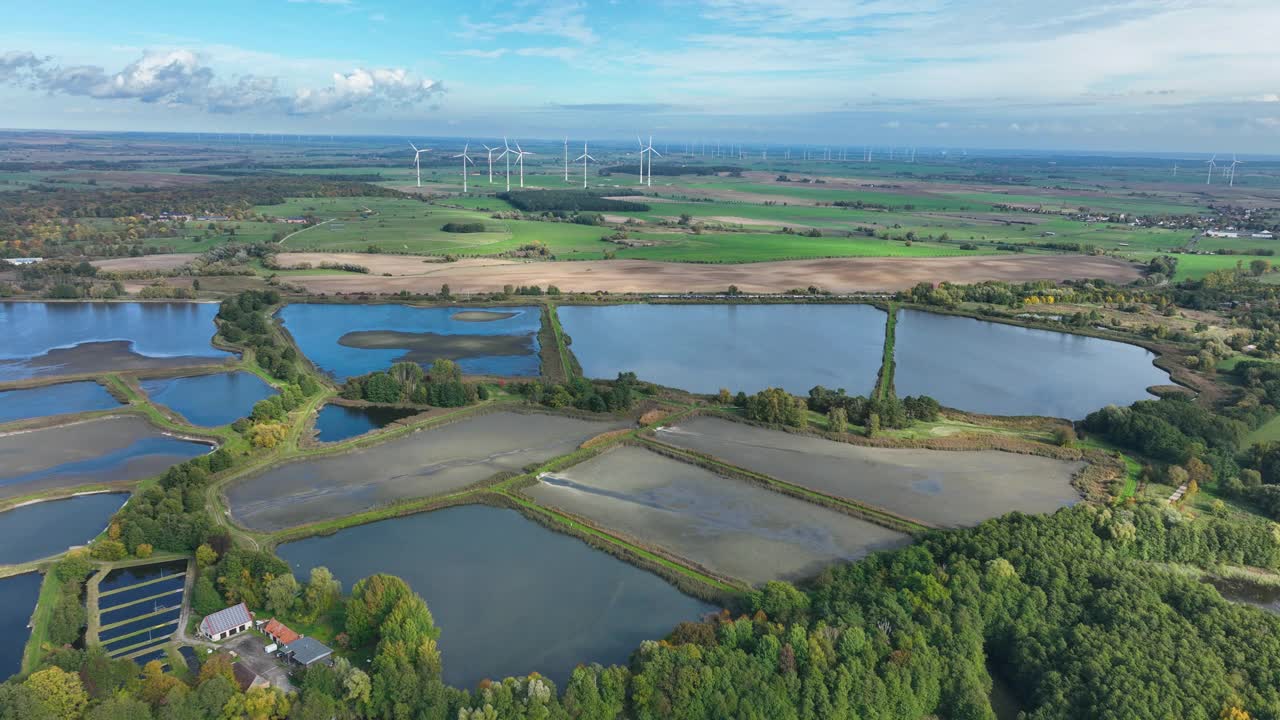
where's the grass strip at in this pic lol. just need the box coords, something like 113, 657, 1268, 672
20, 570, 57, 674
546, 302, 579, 379
874, 303, 897, 401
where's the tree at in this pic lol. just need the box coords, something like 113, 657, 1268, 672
265, 572, 299, 616
135, 543, 153, 559
439, 283, 452, 299
867, 412, 881, 437
1250, 258, 1271, 276
85, 695, 153, 720
303, 567, 342, 620
249, 422, 288, 448
827, 406, 849, 434
363, 372, 402, 404
91, 540, 127, 561
196, 543, 218, 568
717, 388, 732, 405
140, 660, 184, 706
192, 574, 223, 616
23, 667, 88, 719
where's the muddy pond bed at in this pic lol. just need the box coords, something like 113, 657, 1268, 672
893, 309, 1170, 418
313, 403, 420, 443
1210, 577, 1280, 615
0, 302, 230, 381
140, 371, 276, 427
529, 446, 910, 584
0, 416, 210, 499
228, 411, 627, 531
0, 381, 121, 425
655, 417, 1082, 528
278, 303, 541, 380
0, 573, 41, 678
557, 303, 886, 395
276, 505, 715, 688
0, 493, 127, 564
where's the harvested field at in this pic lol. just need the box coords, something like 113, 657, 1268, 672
654, 417, 1082, 528
0, 416, 210, 499
91, 254, 200, 272
227, 411, 629, 531
291, 255, 1143, 295
277, 253, 513, 276
528, 446, 910, 584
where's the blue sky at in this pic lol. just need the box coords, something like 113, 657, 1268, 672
2, 0, 1278, 152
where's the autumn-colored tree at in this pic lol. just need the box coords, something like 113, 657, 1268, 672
134, 543, 153, 559
1222, 707, 1252, 720
140, 660, 183, 706
197, 652, 237, 687
23, 666, 88, 719
249, 422, 288, 448
717, 388, 732, 404
196, 543, 218, 568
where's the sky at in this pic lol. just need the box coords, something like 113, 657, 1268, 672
2, 0, 1279, 153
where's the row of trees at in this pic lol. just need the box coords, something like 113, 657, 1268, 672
733, 385, 941, 431
340, 360, 487, 408
512, 372, 643, 413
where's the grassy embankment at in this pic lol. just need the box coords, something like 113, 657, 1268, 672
874, 303, 897, 402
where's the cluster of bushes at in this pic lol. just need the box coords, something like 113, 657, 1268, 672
497, 190, 649, 212
317, 261, 370, 273
1083, 395, 1246, 466
43, 551, 94, 650
215, 290, 305, 382
442, 221, 486, 233
513, 372, 642, 412
341, 360, 487, 408
731, 385, 940, 431
109, 448, 234, 554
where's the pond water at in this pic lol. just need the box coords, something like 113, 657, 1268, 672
0, 572, 41, 680
1210, 577, 1280, 615
0, 381, 122, 425
278, 304, 541, 380
0, 493, 127, 564
313, 403, 420, 443
557, 304, 886, 395
893, 309, 1170, 418
276, 505, 715, 688
0, 302, 230, 381
140, 371, 276, 427
0, 416, 210, 499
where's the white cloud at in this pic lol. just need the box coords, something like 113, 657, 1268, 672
460, 2, 596, 45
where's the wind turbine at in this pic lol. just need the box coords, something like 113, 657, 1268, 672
1205, 154, 1217, 185
452, 144, 475, 192
497, 137, 512, 192
574, 141, 595, 189
563, 137, 570, 183
514, 141, 533, 188
1229, 155, 1244, 187
644, 136, 661, 187
637, 136, 648, 185
482, 144, 498, 184
409, 142, 430, 187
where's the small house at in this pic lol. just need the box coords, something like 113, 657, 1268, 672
199, 603, 253, 641
277, 637, 333, 668
261, 618, 300, 646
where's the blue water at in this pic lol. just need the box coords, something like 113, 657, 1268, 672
893, 309, 1172, 419
558, 303, 887, 395
99, 588, 183, 626
98, 577, 186, 611
140, 371, 276, 427
104, 626, 178, 655
0, 573, 41, 680
278, 505, 715, 689
279, 304, 542, 380
99, 608, 181, 642
0, 382, 121, 425
125, 646, 171, 666
0, 494, 127, 564
99, 560, 188, 593
0, 302, 229, 378
313, 403, 418, 442
0, 436, 207, 491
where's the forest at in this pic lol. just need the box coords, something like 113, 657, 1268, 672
497, 190, 650, 213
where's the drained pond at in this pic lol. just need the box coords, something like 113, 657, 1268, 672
0, 381, 121, 425
655, 417, 1082, 528
0, 573, 41, 678
529, 445, 909, 584
0, 416, 211, 499
276, 505, 715, 688
893, 309, 1170, 418
278, 303, 542, 380
228, 411, 627, 531
312, 403, 420, 443
0, 302, 230, 381
140, 371, 276, 427
0, 493, 127, 564
556, 303, 886, 395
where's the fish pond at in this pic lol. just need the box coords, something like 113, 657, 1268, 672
1210, 578, 1280, 615
0, 573, 41, 679
557, 303, 886, 395
530, 446, 909, 584
655, 417, 1082, 528
140, 371, 276, 427
0, 381, 121, 425
312, 403, 421, 443
228, 411, 627, 531
0, 493, 127, 564
278, 303, 542, 380
276, 505, 715, 688
893, 309, 1170, 418
0, 416, 211, 500
0, 302, 230, 381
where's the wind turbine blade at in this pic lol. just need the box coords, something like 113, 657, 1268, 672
585, 155, 595, 161
409, 142, 418, 151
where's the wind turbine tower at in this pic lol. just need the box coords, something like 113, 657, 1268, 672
513, 141, 533, 188
483, 144, 497, 184
563, 137, 570, 183
645, 136, 661, 187
409, 142, 430, 187
574, 141, 595, 189
1229, 155, 1244, 187
1205, 155, 1217, 185
497, 138, 512, 192
637, 137, 648, 185
452, 144, 474, 192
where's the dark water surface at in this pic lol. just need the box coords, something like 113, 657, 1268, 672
278, 303, 541, 380
313, 403, 419, 443
1211, 577, 1280, 614
557, 303, 886, 395
0, 573, 42, 679
140, 371, 276, 427
0, 302, 229, 381
894, 309, 1171, 418
0, 381, 121, 425
277, 505, 715, 688
0, 493, 127, 564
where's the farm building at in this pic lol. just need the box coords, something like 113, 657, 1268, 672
261, 618, 300, 646
4, 257, 43, 265
199, 603, 253, 641
277, 637, 333, 668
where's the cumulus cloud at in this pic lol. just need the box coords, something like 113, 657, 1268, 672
0, 50, 444, 116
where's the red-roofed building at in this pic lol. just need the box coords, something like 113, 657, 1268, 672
262, 618, 300, 646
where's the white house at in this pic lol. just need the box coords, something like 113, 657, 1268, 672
199, 603, 253, 641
